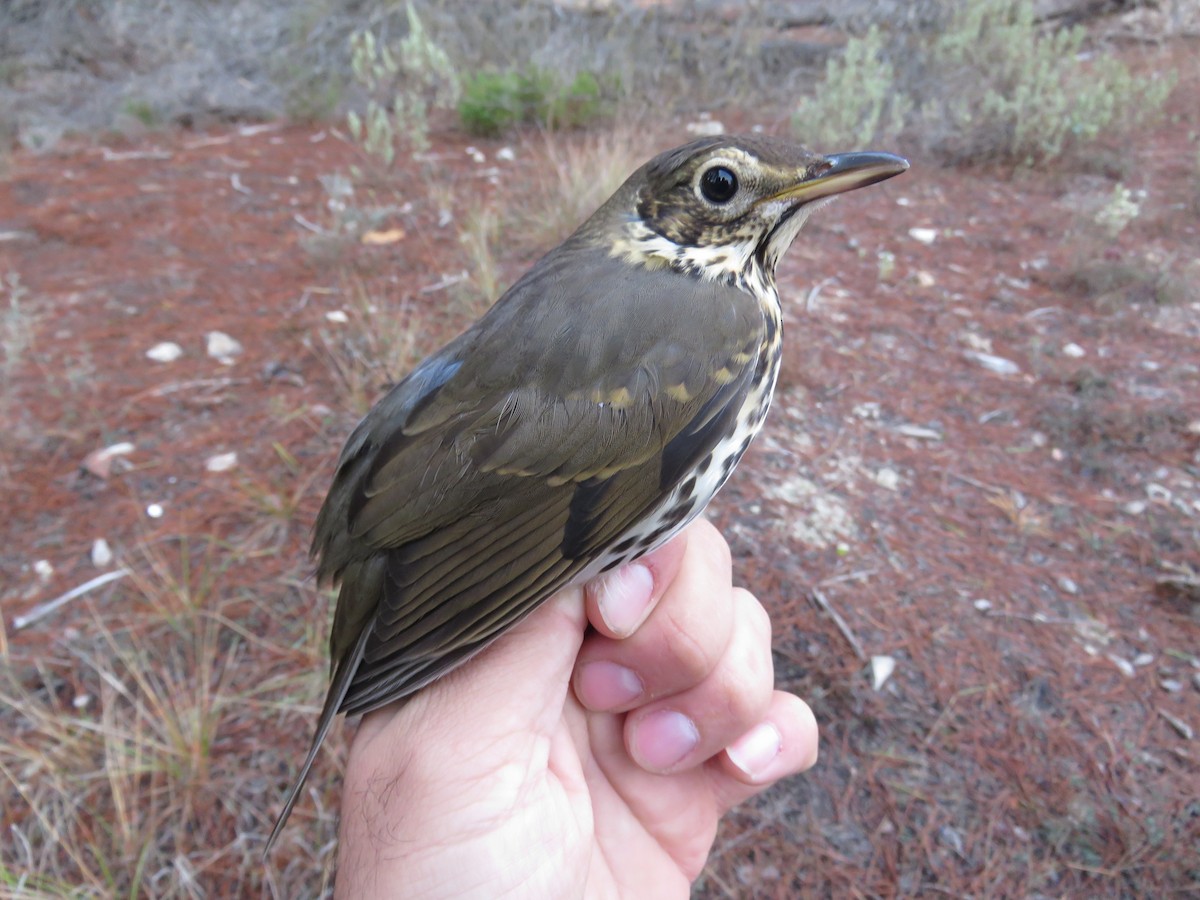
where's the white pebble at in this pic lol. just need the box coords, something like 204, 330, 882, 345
496, 146, 515, 162
1108, 655, 1135, 678
685, 119, 725, 136
1062, 342, 1086, 358
870, 655, 896, 690
33, 559, 54, 581
908, 227, 938, 245
325, 310, 349, 323
146, 341, 183, 363
205, 452, 238, 473
973, 598, 993, 612
1056, 576, 1079, 595
963, 351, 1020, 375
91, 538, 113, 567
146, 503, 164, 519
874, 467, 901, 491
206, 331, 243, 363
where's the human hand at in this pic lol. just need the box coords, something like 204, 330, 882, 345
335, 519, 819, 898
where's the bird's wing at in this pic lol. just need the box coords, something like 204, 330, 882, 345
320, 251, 765, 715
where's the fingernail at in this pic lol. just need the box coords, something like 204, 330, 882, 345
726, 722, 782, 780
634, 709, 699, 770
576, 661, 643, 710
596, 562, 654, 636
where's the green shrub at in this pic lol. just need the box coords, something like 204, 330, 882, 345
792, 25, 910, 150
794, 0, 1175, 166
458, 67, 605, 136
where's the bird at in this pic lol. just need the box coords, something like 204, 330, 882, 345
266, 133, 907, 850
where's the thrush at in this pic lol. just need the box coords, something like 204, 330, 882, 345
266, 134, 907, 849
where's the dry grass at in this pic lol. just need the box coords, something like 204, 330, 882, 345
507, 126, 658, 253
0, 537, 339, 896
309, 275, 425, 418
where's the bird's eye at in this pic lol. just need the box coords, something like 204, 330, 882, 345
699, 166, 738, 204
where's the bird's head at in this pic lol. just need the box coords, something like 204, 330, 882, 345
590, 134, 907, 288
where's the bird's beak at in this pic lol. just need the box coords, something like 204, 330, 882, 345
770, 151, 909, 206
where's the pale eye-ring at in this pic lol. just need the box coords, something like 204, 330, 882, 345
699, 165, 738, 204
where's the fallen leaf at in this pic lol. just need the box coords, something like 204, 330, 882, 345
361, 228, 405, 245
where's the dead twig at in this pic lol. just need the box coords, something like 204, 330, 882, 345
809, 587, 867, 661
13, 569, 129, 630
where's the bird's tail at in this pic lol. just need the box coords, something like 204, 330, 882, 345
263, 620, 372, 855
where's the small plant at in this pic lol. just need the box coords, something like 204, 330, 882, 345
346, 4, 460, 165
459, 67, 606, 137
793, 25, 910, 149
122, 98, 158, 127
1093, 183, 1143, 239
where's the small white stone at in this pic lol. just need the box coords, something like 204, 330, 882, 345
81, 442, 136, 479
908, 227, 938, 245
1108, 654, 1136, 677
205, 452, 238, 473
964, 351, 1020, 375
1050, 447, 1065, 462
33, 559, 54, 581
1056, 576, 1079, 595
496, 146, 515, 162
325, 309, 349, 323
870, 655, 896, 691
1161, 679, 1183, 693
1146, 483, 1172, 504
973, 598, 993, 612
91, 538, 113, 568
146, 341, 183, 362
466, 146, 486, 163
72, 694, 92, 710
685, 119, 725, 136
1123, 500, 1147, 516
206, 331, 243, 363
874, 467, 901, 491
895, 424, 943, 441
1133, 652, 1155, 667
1062, 342, 1086, 358
146, 503, 164, 519
915, 270, 936, 287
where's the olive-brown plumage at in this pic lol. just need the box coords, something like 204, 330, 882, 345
266, 134, 907, 850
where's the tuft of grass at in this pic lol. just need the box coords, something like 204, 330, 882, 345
312, 276, 425, 418
0, 536, 339, 894
507, 128, 654, 253
455, 204, 503, 316
121, 98, 159, 128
